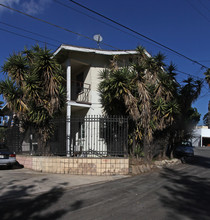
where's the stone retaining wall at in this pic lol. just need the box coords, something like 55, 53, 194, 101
131, 158, 181, 175
16, 155, 129, 176
17, 155, 180, 176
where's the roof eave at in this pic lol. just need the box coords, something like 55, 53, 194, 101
53, 44, 140, 57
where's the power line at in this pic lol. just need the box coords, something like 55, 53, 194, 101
197, 0, 210, 13
0, 2, 206, 83
176, 69, 204, 80
1, 24, 202, 83
185, 0, 210, 23
0, 27, 57, 47
1, 27, 205, 92
68, 0, 209, 69
0, 4, 151, 62
0, 1, 208, 71
54, 0, 158, 47
0, 24, 204, 82
0, 26, 202, 84
54, 0, 185, 57
0, 21, 63, 45
0, 24, 202, 82
54, 0, 142, 41
0, 3, 118, 50
55, 0, 210, 77
0, 2, 168, 59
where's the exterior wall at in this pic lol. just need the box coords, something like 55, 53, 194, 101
66, 52, 133, 116
208, 101, 210, 129
200, 128, 210, 136
16, 155, 129, 175
69, 58, 114, 153
192, 130, 201, 147
55, 48, 134, 156
192, 127, 210, 147
88, 66, 104, 115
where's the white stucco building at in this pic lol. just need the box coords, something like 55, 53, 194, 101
53, 44, 139, 116
192, 126, 210, 147
3, 45, 144, 157
53, 45, 140, 156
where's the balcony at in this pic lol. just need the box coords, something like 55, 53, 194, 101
71, 80, 91, 104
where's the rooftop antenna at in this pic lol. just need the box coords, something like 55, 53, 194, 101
93, 34, 103, 49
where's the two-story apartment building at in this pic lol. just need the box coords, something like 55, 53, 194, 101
54, 44, 139, 115
16, 45, 145, 157
52, 45, 140, 157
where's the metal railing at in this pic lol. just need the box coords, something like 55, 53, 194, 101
4, 116, 128, 157
2, 122, 20, 153
43, 116, 128, 157
71, 80, 91, 104
68, 116, 128, 157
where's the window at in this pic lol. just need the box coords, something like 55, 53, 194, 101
78, 121, 85, 139
76, 72, 84, 94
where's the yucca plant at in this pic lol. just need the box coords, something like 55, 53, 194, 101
0, 45, 66, 154
99, 46, 202, 160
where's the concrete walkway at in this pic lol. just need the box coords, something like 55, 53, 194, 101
0, 168, 129, 200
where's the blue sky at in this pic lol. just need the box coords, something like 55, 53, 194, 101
0, 0, 210, 124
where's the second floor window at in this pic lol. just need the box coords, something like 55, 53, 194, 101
76, 72, 84, 94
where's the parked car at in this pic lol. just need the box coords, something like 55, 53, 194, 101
173, 141, 194, 158
0, 143, 16, 168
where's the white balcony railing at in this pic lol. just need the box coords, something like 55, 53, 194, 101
71, 80, 91, 104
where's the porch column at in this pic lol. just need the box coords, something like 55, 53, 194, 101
66, 58, 71, 157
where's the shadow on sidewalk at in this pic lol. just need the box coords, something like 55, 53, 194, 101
159, 167, 210, 220
0, 178, 68, 220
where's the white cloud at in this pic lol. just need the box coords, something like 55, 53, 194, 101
0, 0, 50, 15
0, 0, 20, 14
22, 0, 51, 15
0, 0, 20, 7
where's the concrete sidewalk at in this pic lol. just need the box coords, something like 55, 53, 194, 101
0, 168, 129, 200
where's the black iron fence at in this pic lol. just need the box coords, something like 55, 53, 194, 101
68, 116, 128, 157
2, 116, 128, 157
0, 122, 20, 153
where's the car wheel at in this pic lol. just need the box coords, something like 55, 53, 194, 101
12, 161, 24, 169
181, 157, 186, 163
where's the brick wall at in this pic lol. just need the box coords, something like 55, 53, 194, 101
16, 155, 129, 176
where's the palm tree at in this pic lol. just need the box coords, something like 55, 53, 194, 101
0, 45, 65, 154
99, 46, 203, 160
204, 68, 210, 86
175, 78, 202, 142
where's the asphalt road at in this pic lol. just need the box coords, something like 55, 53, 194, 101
1, 147, 210, 220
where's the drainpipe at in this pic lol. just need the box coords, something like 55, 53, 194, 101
201, 135, 203, 147
201, 132, 203, 147
66, 58, 71, 157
